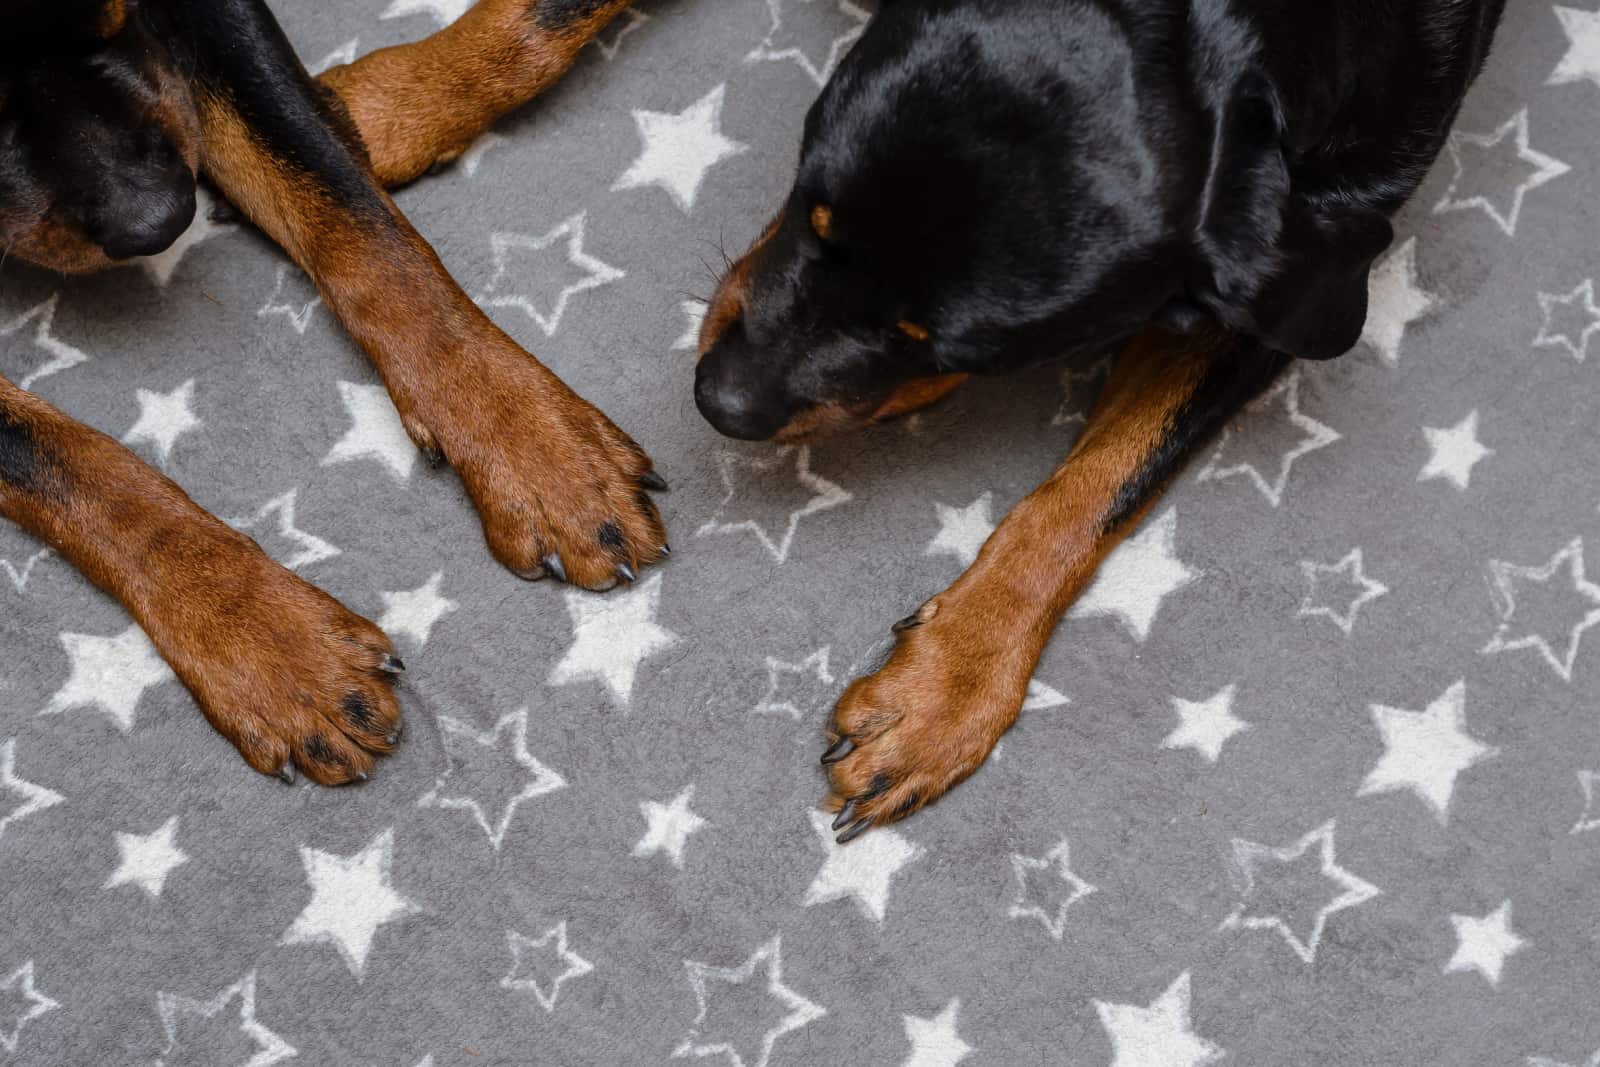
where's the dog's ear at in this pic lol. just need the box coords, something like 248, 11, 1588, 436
1192, 68, 1393, 360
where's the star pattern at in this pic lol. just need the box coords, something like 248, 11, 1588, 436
900, 999, 973, 1067
672, 299, 708, 351
1197, 368, 1341, 507
1358, 680, 1497, 823
323, 380, 416, 481
0, 961, 59, 1055
633, 785, 709, 868
230, 490, 341, 570
0, 739, 65, 845
745, 0, 871, 85
135, 185, 235, 287
2, 293, 91, 389
1069, 508, 1199, 641
155, 971, 295, 1067
417, 708, 568, 849
1008, 837, 1097, 940
40, 626, 173, 732
613, 84, 748, 213
1298, 548, 1389, 636
104, 815, 188, 899
1548, 5, 1600, 89
1162, 684, 1250, 764
925, 492, 995, 568
1419, 410, 1493, 490
280, 828, 420, 979
752, 646, 834, 720
1094, 972, 1224, 1067
697, 446, 852, 563
501, 923, 595, 1012
0, 548, 52, 593
1221, 820, 1382, 963
379, 0, 472, 25
1432, 109, 1571, 235
122, 379, 202, 466
550, 573, 679, 705
1571, 769, 1600, 834
1362, 236, 1439, 366
477, 213, 626, 336
257, 263, 322, 334
1534, 279, 1600, 361
1483, 537, 1600, 681
1443, 900, 1526, 987
675, 935, 826, 1067
377, 571, 458, 649
802, 810, 923, 923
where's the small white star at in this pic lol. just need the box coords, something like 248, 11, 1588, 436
752, 647, 834, 720
0, 961, 60, 1055
746, 0, 871, 85
500, 923, 594, 1012
154, 971, 294, 1067
1571, 769, 1600, 834
135, 186, 235, 287
280, 827, 420, 980
417, 708, 567, 850
549, 573, 679, 706
613, 84, 747, 213
1161, 684, 1249, 764
478, 213, 625, 337
377, 572, 458, 650
311, 38, 359, 74
1008, 837, 1097, 940
0, 739, 65, 845
1419, 410, 1493, 490
697, 445, 852, 564
925, 492, 995, 568
1022, 680, 1070, 711
122, 379, 201, 466
104, 815, 188, 899
1483, 537, 1600, 682
2, 293, 91, 389
0, 548, 52, 593
458, 131, 508, 177
1094, 972, 1224, 1067
672, 299, 708, 351
1444, 900, 1526, 987
1221, 819, 1381, 964
230, 489, 340, 570
675, 935, 826, 1067
900, 999, 974, 1067
593, 7, 653, 61
1358, 680, 1497, 823
1197, 367, 1341, 507
1533, 279, 1600, 362
802, 810, 923, 923
1361, 236, 1438, 365
322, 380, 416, 482
1069, 508, 1199, 642
379, 0, 472, 25
632, 785, 709, 869
1432, 109, 1571, 236
257, 263, 322, 334
1549, 5, 1600, 89
40, 625, 174, 732
1298, 548, 1389, 636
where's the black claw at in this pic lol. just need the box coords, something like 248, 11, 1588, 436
354, 771, 369, 783
836, 818, 872, 844
820, 737, 855, 764
659, 544, 672, 558
378, 654, 406, 674
640, 469, 669, 492
831, 800, 857, 831
545, 554, 567, 582
276, 762, 296, 785
892, 613, 922, 634
617, 562, 637, 583
386, 728, 402, 745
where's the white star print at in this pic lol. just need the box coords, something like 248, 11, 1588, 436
1419, 410, 1493, 490
477, 213, 625, 336
416, 708, 567, 850
1529, 1053, 1600, 1067
1008, 837, 1097, 940
1549, 5, 1600, 89
136, 186, 235, 287
925, 492, 995, 568
1094, 972, 1224, 1067
379, 0, 471, 25
1361, 236, 1438, 366
802, 810, 923, 923
1069, 508, 1199, 642
675, 935, 826, 1067
633, 785, 708, 868
1483, 537, 1600, 682
1432, 109, 1571, 236
0, 961, 59, 1055
1022, 679, 1070, 711
1197, 367, 1341, 507
746, 0, 871, 85
753, 647, 834, 720
1571, 769, 1600, 834
900, 999, 973, 1067
155, 971, 295, 1067
594, 7, 653, 60
40, 625, 174, 732
1221, 819, 1381, 963
613, 84, 747, 213
3, 293, 91, 389
697, 446, 852, 563
1161, 684, 1249, 764
550, 573, 679, 705
230, 489, 341, 570
377, 571, 458, 650
0, 739, 63, 844
257, 263, 322, 334
458, 131, 508, 177
1533, 279, 1600, 362
311, 38, 358, 74
500, 923, 594, 1012
1298, 548, 1389, 636
122, 379, 201, 467
0, 548, 51, 593
1444, 900, 1526, 987
1358, 680, 1497, 823
672, 299, 708, 351
104, 815, 188, 899
280, 827, 420, 980
323, 380, 416, 482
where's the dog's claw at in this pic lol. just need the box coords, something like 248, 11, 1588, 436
836, 818, 872, 844
420, 445, 444, 469
831, 800, 857, 830
821, 737, 855, 764
892, 613, 922, 634
386, 727, 402, 745
659, 544, 672, 558
354, 771, 369, 783
617, 562, 637, 583
640, 470, 669, 492
276, 762, 296, 785
544, 554, 566, 582
378, 653, 405, 674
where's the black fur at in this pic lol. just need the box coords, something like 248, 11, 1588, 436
0, 409, 53, 497
533, 0, 613, 31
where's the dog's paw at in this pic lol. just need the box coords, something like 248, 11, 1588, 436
820, 594, 1031, 840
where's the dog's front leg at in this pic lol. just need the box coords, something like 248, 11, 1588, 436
821, 330, 1289, 840
172, 0, 666, 589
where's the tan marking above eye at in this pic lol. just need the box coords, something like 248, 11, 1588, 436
810, 204, 833, 242
96, 0, 128, 38
897, 320, 931, 342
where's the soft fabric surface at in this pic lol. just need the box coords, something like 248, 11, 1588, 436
3, 2, 1600, 1064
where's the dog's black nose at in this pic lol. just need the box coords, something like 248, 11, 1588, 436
694, 338, 794, 441
85, 178, 197, 261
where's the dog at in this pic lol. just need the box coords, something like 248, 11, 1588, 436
0, 0, 667, 785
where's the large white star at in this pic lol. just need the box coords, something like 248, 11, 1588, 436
1361, 236, 1438, 365
1197, 367, 1341, 507
1221, 819, 1381, 964
1444, 900, 1526, 987
925, 492, 995, 568
230, 490, 340, 571
2, 293, 91, 389
477, 213, 625, 337
697, 446, 852, 564
549, 573, 679, 706
104, 815, 188, 899
900, 999, 973, 1067
154, 971, 294, 1067
280, 827, 420, 980
633, 785, 709, 869
1419, 410, 1493, 490
675, 935, 826, 1067
1483, 537, 1600, 682
1069, 508, 1199, 642
1549, 5, 1600, 89
672, 300, 708, 352
1093, 972, 1224, 1067
1298, 548, 1389, 636
500, 923, 594, 1012
802, 810, 923, 923
379, 0, 472, 25
752, 647, 834, 720
746, 0, 871, 85
323, 380, 416, 482
1161, 684, 1249, 764
122, 379, 201, 466
40, 625, 174, 732
613, 84, 747, 214
135, 185, 235, 287
0, 739, 65, 845
1533, 278, 1600, 362
416, 708, 567, 850
1432, 109, 1571, 236
1358, 680, 1497, 823
0, 961, 60, 1055
378, 571, 458, 650
1007, 837, 1097, 940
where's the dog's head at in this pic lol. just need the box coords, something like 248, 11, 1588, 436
0, 0, 202, 273
695, 0, 1393, 441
